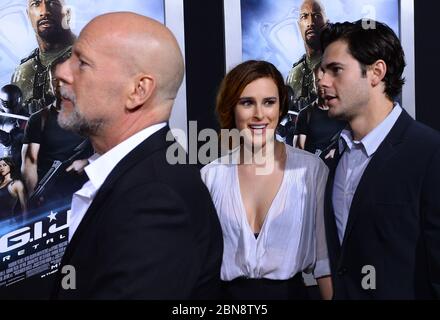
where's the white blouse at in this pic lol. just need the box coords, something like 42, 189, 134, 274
201, 145, 330, 281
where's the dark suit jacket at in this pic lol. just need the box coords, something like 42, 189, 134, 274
52, 125, 223, 299
324, 110, 440, 299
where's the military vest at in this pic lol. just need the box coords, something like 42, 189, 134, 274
11, 46, 72, 114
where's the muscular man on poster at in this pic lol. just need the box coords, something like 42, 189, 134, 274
281, 0, 330, 147
13, 0, 91, 207
282, 0, 345, 159
11, 0, 75, 115
286, 0, 327, 105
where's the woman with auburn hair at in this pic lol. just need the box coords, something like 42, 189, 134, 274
201, 60, 332, 300
0, 157, 27, 219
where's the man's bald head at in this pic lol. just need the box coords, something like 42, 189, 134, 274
82, 12, 184, 104
55, 12, 184, 152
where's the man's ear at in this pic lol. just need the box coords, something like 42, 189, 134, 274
370, 59, 387, 87
126, 75, 155, 111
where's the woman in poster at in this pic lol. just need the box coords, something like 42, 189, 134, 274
201, 60, 332, 300
0, 157, 27, 219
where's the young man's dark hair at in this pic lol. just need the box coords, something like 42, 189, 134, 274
320, 19, 405, 100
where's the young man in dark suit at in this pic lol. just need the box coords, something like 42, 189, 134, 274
51, 12, 223, 299
318, 20, 440, 299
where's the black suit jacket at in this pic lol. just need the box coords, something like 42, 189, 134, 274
52, 125, 223, 299
324, 110, 440, 299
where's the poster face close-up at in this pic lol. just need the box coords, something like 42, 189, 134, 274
240, 0, 399, 79
0, 0, 182, 297
224, 0, 413, 152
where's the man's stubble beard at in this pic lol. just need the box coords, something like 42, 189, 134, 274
58, 103, 104, 137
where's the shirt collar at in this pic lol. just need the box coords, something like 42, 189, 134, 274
85, 122, 167, 191
339, 103, 402, 157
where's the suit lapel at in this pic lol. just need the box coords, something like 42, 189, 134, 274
337, 111, 412, 263
324, 141, 345, 264
60, 125, 174, 266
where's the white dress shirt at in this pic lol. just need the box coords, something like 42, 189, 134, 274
332, 104, 402, 243
68, 122, 167, 241
201, 144, 330, 281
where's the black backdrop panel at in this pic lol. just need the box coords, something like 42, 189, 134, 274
414, 1, 440, 131
184, 0, 224, 134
